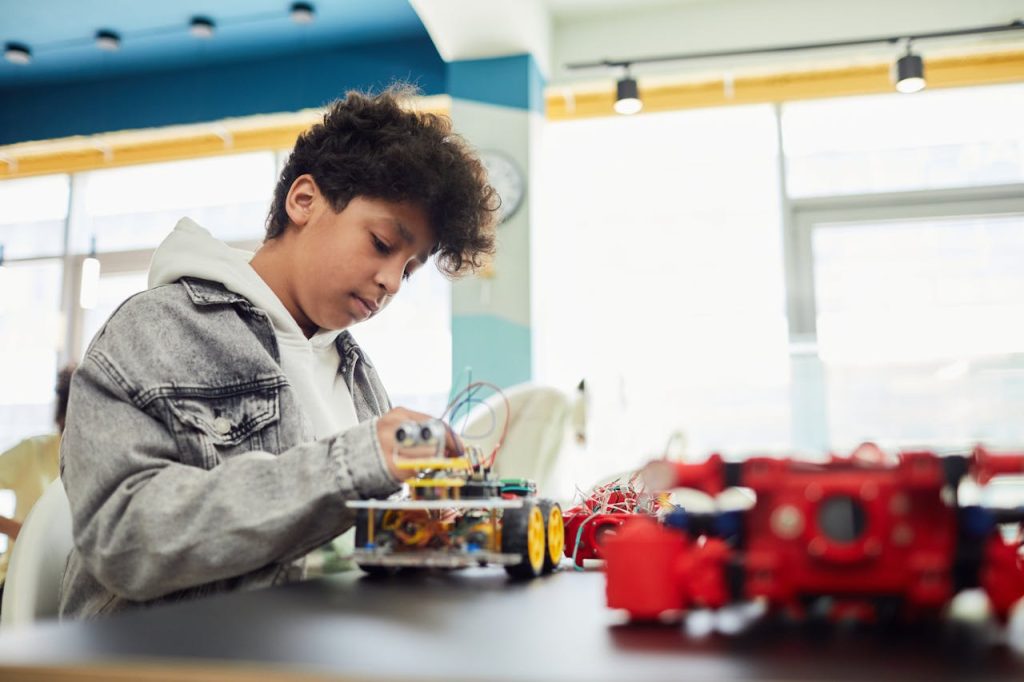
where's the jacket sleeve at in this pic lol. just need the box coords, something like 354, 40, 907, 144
61, 346, 401, 602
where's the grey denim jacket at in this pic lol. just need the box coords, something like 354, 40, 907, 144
59, 277, 401, 619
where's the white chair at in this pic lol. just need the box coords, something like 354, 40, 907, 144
457, 383, 585, 495
0, 478, 73, 628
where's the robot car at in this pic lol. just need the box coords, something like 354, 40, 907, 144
602, 444, 1024, 625
347, 418, 564, 579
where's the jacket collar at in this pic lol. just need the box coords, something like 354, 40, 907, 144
180, 277, 374, 370
180, 277, 251, 306
336, 331, 374, 370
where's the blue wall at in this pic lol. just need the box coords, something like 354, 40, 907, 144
0, 37, 445, 145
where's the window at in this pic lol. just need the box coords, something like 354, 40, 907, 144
0, 150, 452, 421
810, 209, 1024, 449
72, 152, 277, 255
0, 259, 63, 452
784, 83, 1024, 454
783, 83, 1024, 198
0, 175, 69, 260
353, 262, 452, 416
535, 105, 791, 480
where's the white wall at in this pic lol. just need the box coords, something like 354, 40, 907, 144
551, 0, 1024, 84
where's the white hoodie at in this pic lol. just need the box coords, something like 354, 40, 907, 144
148, 218, 359, 439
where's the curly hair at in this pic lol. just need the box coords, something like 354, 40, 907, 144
266, 85, 498, 277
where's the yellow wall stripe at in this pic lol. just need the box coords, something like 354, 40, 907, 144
0, 96, 452, 181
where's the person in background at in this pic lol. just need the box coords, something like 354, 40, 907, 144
59, 85, 497, 618
0, 364, 75, 602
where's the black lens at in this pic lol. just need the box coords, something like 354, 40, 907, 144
817, 496, 866, 543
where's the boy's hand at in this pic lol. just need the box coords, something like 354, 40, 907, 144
376, 408, 459, 481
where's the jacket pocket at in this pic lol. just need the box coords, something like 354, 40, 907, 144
162, 378, 285, 469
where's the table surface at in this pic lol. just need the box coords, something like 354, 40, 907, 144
0, 566, 1022, 682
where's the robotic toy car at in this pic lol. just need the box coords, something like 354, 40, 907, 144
348, 413, 563, 579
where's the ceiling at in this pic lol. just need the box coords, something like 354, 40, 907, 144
0, 0, 709, 88
0, 0, 429, 87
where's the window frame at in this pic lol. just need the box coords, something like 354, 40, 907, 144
783, 182, 1024, 450
786, 183, 1024, 339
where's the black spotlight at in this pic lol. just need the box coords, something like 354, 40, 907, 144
615, 75, 642, 115
894, 49, 925, 94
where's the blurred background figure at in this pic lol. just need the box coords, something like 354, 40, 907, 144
0, 364, 74, 603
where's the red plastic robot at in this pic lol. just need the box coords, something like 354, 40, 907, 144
602, 444, 1024, 625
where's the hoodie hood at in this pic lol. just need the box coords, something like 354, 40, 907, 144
147, 217, 360, 439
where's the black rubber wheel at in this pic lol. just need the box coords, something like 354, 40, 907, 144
502, 500, 545, 579
358, 563, 398, 578
537, 499, 564, 573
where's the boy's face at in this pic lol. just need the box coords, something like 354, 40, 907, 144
288, 179, 435, 333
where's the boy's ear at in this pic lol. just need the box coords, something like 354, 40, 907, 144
285, 174, 318, 229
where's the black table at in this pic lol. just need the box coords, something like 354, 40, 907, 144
0, 567, 1022, 681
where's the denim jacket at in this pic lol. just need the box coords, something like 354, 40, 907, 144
59, 277, 401, 618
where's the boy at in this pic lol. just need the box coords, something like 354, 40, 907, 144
59, 86, 497, 618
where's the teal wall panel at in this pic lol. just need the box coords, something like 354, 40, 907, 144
446, 54, 544, 113
451, 314, 531, 391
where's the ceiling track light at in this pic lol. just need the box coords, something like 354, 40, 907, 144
189, 16, 216, 39
568, 19, 1024, 109
614, 69, 642, 115
290, 2, 316, 24
95, 29, 121, 52
893, 44, 925, 94
3, 42, 31, 65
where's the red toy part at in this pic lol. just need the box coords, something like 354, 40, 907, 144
981, 534, 1024, 618
563, 512, 641, 567
603, 519, 732, 618
604, 517, 686, 619
972, 445, 1024, 484
562, 480, 666, 567
606, 446, 1024, 625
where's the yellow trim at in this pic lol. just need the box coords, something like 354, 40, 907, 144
406, 477, 467, 488
0, 95, 451, 181
546, 49, 1024, 121
395, 457, 471, 471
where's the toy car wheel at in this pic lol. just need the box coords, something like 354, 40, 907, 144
502, 501, 546, 579
358, 563, 398, 578
538, 500, 563, 573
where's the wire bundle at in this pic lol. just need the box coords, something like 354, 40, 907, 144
441, 381, 511, 470
566, 472, 672, 570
